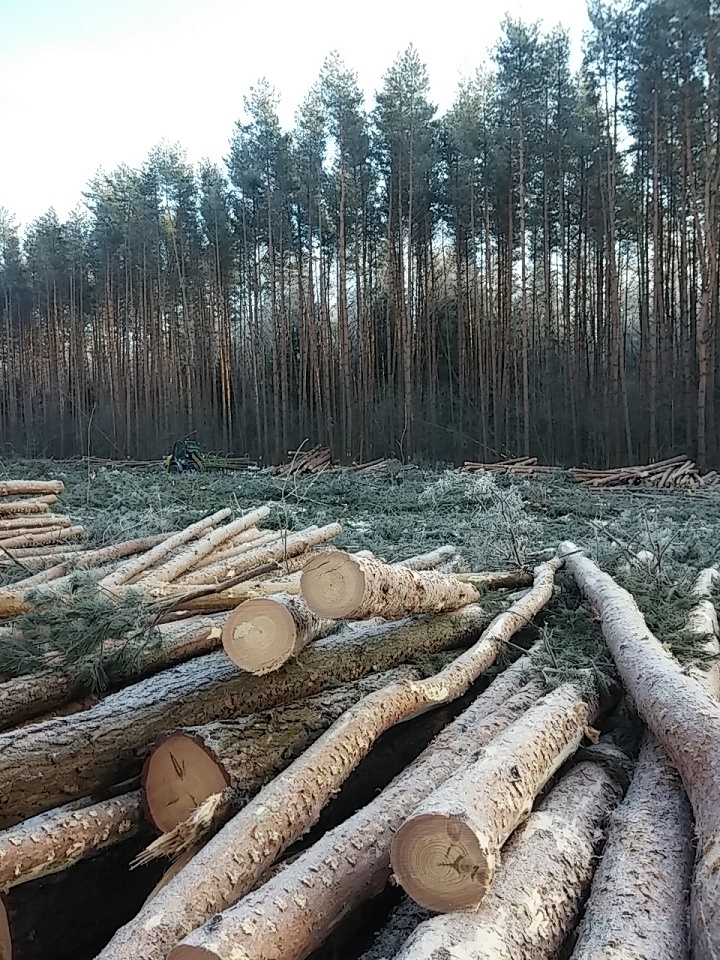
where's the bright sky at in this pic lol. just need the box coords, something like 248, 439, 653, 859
0, 0, 590, 227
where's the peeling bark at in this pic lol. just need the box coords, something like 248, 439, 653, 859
94, 559, 559, 960
391, 681, 598, 911
558, 543, 720, 960
390, 761, 623, 960
0, 604, 492, 827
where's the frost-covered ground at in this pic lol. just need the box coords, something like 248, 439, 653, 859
2, 459, 719, 583
2, 459, 719, 676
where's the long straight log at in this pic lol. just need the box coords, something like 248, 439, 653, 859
570, 733, 693, 960
0, 791, 143, 890
139, 507, 271, 583
0, 481, 64, 498
99, 510, 232, 589
391, 680, 598, 911
301, 551, 479, 619
189, 530, 285, 571
558, 542, 720, 960
0, 526, 85, 550
0, 498, 55, 516
179, 524, 342, 586
94, 559, 560, 960
390, 761, 624, 960
142, 667, 423, 833
0, 614, 226, 732
0, 515, 70, 532
165, 663, 546, 960
0, 605, 493, 828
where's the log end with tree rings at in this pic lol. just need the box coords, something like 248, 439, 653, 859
222, 598, 298, 674
391, 812, 493, 911
301, 551, 365, 619
142, 733, 229, 832
0, 895, 10, 960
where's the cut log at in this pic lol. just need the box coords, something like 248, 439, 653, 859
179, 524, 342, 585
391, 680, 598, 911
0, 792, 143, 890
558, 542, 720, 960
189, 530, 285, 571
99, 509, 232, 589
221, 593, 333, 674
221, 549, 459, 674
301, 551, 479, 620
0, 499, 54, 516
0, 481, 63, 498
94, 559, 560, 960
142, 667, 423, 832
570, 732, 693, 960
164, 663, 546, 960
455, 569, 534, 591
0, 614, 226, 731
139, 507, 271, 583
0, 526, 85, 551
0, 604, 493, 827
388, 761, 623, 960
0, 514, 70, 531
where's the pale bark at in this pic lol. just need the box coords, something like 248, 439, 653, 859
142, 667, 422, 832
99, 509, 232, 588
94, 559, 560, 960
0, 481, 64, 498
178, 524, 342, 585
0, 515, 70, 531
0, 614, 226, 732
188, 530, 284, 571
558, 542, 720, 960
137, 507, 271, 583
222, 550, 463, 674
390, 761, 623, 960
166, 665, 546, 960
301, 550, 479, 619
456, 570, 534, 591
391, 681, 598, 910
0, 604, 492, 827
0, 498, 56, 515
0, 525, 85, 550
0, 792, 142, 890
570, 733, 694, 960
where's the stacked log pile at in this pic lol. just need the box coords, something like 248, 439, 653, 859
570, 454, 720, 491
0, 484, 718, 960
0, 480, 89, 568
462, 456, 563, 478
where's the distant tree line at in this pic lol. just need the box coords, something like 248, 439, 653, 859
1, 0, 719, 467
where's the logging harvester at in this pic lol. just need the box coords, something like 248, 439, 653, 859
165, 438, 205, 474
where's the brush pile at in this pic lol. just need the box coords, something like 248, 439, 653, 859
569, 454, 720, 491
0, 480, 88, 569
0, 475, 719, 960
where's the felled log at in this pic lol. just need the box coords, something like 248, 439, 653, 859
391, 680, 598, 910
0, 604, 493, 827
301, 551, 478, 620
164, 661, 546, 960
390, 761, 623, 960
99, 509, 232, 588
179, 524, 342, 585
0, 514, 70, 532
570, 733, 693, 960
142, 667, 422, 833
189, 530, 284, 571
0, 497, 57, 516
138, 507, 271, 583
0, 791, 143, 890
0, 525, 85, 551
0, 481, 64, 498
220, 549, 456, 674
558, 542, 720, 960
0, 613, 227, 732
455, 569, 533, 591
95, 559, 560, 960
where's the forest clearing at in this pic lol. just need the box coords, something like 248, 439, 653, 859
0, 458, 719, 960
